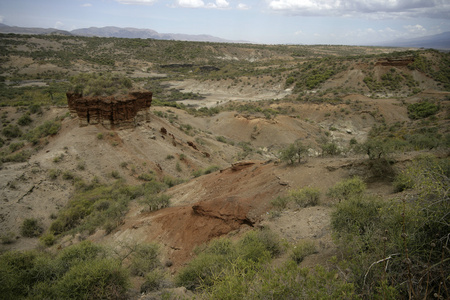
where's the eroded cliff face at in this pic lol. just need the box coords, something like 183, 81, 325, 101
376, 56, 415, 66
67, 91, 152, 129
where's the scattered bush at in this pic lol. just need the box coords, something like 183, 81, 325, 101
330, 154, 449, 298
163, 175, 184, 187
139, 194, 171, 212
17, 113, 32, 126
39, 233, 56, 247
49, 181, 146, 236
192, 165, 220, 177
2, 124, 22, 138
140, 269, 166, 293
137, 172, 155, 181
407, 101, 439, 119
288, 187, 320, 207
271, 196, 289, 210
0, 232, 15, 245
327, 176, 366, 202
20, 218, 43, 237
110, 170, 121, 179
291, 240, 317, 264
130, 243, 160, 276
48, 168, 61, 180
320, 141, 341, 156
62, 171, 75, 180
8, 141, 24, 153
24, 120, 61, 144
28, 104, 42, 114
55, 258, 129, 299
176, 228, 282, 291
69, 72, 133, 96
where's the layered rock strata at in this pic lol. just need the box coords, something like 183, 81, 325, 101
67, 91, 152, 129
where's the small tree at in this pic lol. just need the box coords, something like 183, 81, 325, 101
279, 140, 307, 164
359, 138, 391, 160
139, 194, 171, 212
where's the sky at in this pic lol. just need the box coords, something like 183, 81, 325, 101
0, 0, 449, 45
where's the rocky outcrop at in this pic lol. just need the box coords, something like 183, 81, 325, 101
376, 56, 414, 66
67, 91, 152, 129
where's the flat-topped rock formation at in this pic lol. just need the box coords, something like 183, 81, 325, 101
67, 91, 152, 129
376, 56, 415, 66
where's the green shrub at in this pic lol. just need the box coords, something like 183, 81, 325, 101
28, 104, 42, 114
2, 150, 30, 163
359, 137, 392, 160
39, 233, 56, 247
140, 269, 166, 293
69, 72, 133, 96
177, 229, 281, 291
320, 141, 341, 156
24, 120, 61, 144
8, 141, 24, 153
288, 187, 320, 207
216, 136, 228, 143
176, 251, 229, 290
76, 161, 86, 170
0, 250, 39, 299
291, 240, 317, 264
137, 172, 155, 181
110, 170, 120, 179
62, 171, 75, 180
279, 140, 307, 164
327, 176, 366, 202
407, 101, 439, 119
192, 165, 220, 177
130, 243, 160, 276
163, 175, 184, 187
54, 258, 129, 299
331, 195, 383, 248
17, 113, 32, 126
20, 218, 43, 237
271, 196, 289, 210
139, 194, 171, 212
236, 230, 273, 264
0, 232, 15, 245
2, 124, 22, 138
49, 181, 145, 235
48, 168, 61, 180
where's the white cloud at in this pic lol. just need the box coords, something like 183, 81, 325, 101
175, 0, 205, 8
266, 0, 450, 19
215, 0, 229, 8
0, 15, 4, 23
404, 24, 427, 34
174, 0, 230, 9
294, 30, 304, 35
116, 0, 158, 5
54, 21, 64, 29
237, 3, 250, 10
81, 3, 92, 7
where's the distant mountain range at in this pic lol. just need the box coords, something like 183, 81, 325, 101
0, 23, 243, 43
376, 31, 450, 50
0, 23, 449, 49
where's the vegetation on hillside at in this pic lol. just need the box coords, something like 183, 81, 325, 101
0, 33, 449, 299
